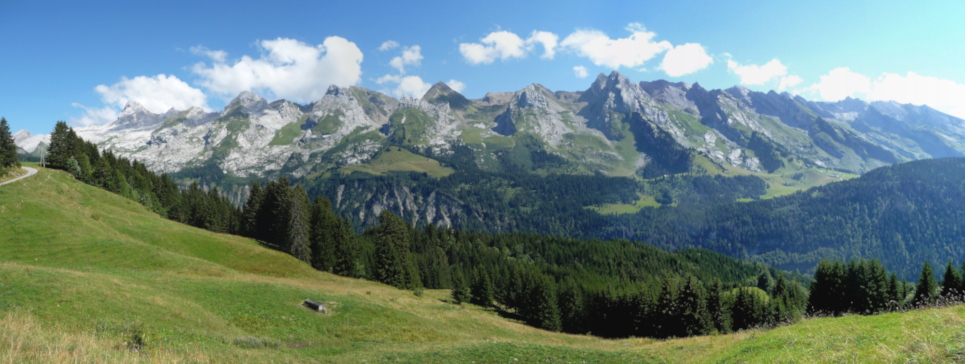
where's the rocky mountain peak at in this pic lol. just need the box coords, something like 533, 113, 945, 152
423, 81, 471, 110
223, 91, 268, 117
120, 101, 151, 116
515, 84, 552, 110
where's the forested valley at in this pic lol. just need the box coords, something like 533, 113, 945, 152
38, 121, 965, 339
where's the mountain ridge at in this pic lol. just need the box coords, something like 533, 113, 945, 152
16, 72, 965, 181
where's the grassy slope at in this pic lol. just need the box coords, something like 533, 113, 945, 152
1, 164, 963, 363
340, 148, 454, 178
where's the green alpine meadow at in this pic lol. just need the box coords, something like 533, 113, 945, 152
4, 1, 965, 362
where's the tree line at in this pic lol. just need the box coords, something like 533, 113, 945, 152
0, 117, 20, 176
45, 121, 242, 233
809, 258, 965, 316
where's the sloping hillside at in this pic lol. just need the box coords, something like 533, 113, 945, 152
1, 165, 964, 363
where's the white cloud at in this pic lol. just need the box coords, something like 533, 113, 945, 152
69, 74, 208, 126
70, 103, 118, 127
447, 79, 466, 93
191, 37, 363, 103
559, 23, 672, 70
660, 43, 713, 77
376, 74, 401, 84
805, 67, 871, 101
778, 75, 803, 91
459, 31, 528, 65
190, 45, 227, 63
379, 40, 399, 51
866, 72, 965, 119
458, 29, 562, 65
528, 30, 559, 59
95, 74, 209, 113
727, 58, 788, 85
389, 45, 423, 73
573, 65, 588, 78
394, 75, 433, 98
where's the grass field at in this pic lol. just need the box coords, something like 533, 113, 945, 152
587, 192, 661, 215
2, 164, 965, 363
340, 148, 454, 178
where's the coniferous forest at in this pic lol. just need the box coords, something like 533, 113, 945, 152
39, 121, 965, 339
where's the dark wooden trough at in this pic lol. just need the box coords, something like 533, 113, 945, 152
303, 299, 324, 312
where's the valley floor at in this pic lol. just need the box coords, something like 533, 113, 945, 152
1, 165, 963, 363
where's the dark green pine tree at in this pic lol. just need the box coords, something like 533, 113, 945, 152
808, 260, 834, 315
333, 217, 362, 277
756, 271, 774, 294
706, 279, 731, 334
241, 182, 264, 239
557, 277, 584, 333
887, 272, 902, 309
76, 153, 93, 183
287, 184, 311, 263
941, 261, 961, 300
451, 270, 471, 304
470, 268, 495, 307
46, 121, 75, 170
913, 261, 937, 307
264, 177, 293, 250
656, 276, 682, 337
309, 196, 338, 271
0, 117, 18, 169
375, 210, 409, 289
93, 156, 114, 190
531, 276, 561, 332
678, 276, 712, 336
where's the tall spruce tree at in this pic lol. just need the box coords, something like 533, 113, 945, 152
0, 117, 17, 169
375, 210, 409, 289
47, 121, 74, 169
241, 182, 264, 238
941, 261, 961, 300
678, 276, 712, 336
913, 261, 937, 306
309, 196, 339, 271
333, 217, 361, 277
707, 279, 731, 334
288, 184, 311, 262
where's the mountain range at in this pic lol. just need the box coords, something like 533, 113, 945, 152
16, 71, 965, 181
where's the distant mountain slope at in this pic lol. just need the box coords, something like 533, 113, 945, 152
605, 157, 965, 279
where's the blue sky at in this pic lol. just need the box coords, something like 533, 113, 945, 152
2, 0, 964, 134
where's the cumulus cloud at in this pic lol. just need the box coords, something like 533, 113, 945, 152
69, 74, 208, 126
805, 67, 871, 101
70, 103, 119, 127
95, 74, 209, 112
459, 31, 528, 65
376, 44, 434, 98
559, 23, 672, 70
865, 72, 965, 119
379, 40, 399, 51
528, 31, 559, 59
660, 43, 713, 77
778, 75, 803, 91
447, 79, 466, 93
727, 58, 788, 85
191, 37, 363, 103
573, 65, 588, 78
393, 75, 433, 98
458, 29, 562, 65
389, 45, 423, 73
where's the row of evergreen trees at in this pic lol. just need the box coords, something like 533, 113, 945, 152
44, 121, 241, 233
0, 117, 20, 175
808, 258, 965, 316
